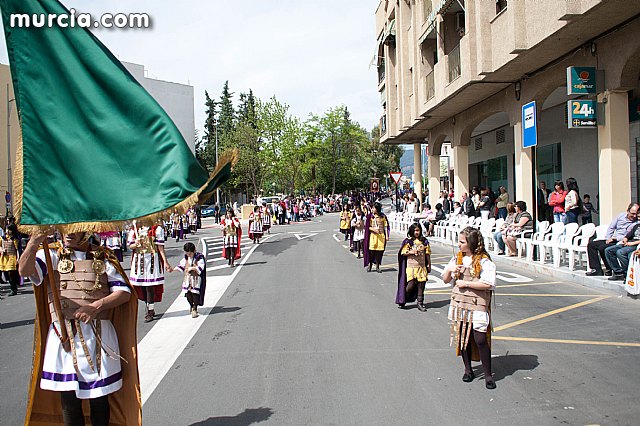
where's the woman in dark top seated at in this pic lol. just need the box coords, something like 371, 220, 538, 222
504, 201, 533, 257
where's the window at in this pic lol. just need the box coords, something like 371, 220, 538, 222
496, 0, 508, 14
537, 143, 562, 191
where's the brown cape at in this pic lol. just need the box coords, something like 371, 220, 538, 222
24, 245, 141, 425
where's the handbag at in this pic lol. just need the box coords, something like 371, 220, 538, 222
625, 251, 640, 296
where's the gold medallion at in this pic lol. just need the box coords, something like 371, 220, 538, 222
92, 259, 106, 275
58, 258, 74, 274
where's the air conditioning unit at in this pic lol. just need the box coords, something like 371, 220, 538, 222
456, 12, 465, 32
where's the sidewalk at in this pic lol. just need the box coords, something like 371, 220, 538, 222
391, 229, 636, 298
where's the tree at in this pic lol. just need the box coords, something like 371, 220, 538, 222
202, 90, 218, 170
218, 81, 235, 139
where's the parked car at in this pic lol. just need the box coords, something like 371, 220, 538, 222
260, 196, 281, 205
201, 205, 226, 218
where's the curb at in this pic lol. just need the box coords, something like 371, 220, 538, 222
391, 230, 632, 298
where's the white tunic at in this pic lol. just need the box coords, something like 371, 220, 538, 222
249, 214, 263, 234
351, 215, 366, 242
128, 227, 165, 287
175, 255, 206, 294
446, 256, 496, 332
32, 249, 130, 399
220, 218, 240, 248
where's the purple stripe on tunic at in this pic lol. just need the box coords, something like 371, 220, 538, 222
42, 371, 77, 382
108, 281, 128, 288
36, 258, 47, 277
175, 266, 185, 271
78, 371, 123, 390
129, 277, 164, 283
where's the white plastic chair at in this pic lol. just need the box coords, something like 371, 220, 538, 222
520, 221, 549, 260
537, 222, 566, 264
553, 222, 580, 267
568, 223, 597, 270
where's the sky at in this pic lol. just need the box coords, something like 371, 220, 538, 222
0, 0, 382, 134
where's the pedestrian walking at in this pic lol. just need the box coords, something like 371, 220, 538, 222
0, 226, 20, 296
171, 242, 207, 318
351, 206, 366, 258
249, 206, 264, 244
396, 223, 431, 311
443, 227, 497, 389
364, 202, 389, 273
221, 210, 242, 268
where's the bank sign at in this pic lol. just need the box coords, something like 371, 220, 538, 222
567, 100, 597, 128
567, 67, 596, 95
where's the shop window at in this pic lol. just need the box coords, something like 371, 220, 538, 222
537, 143, 562, 189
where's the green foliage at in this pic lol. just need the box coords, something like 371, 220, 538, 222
199, 83, 403, 197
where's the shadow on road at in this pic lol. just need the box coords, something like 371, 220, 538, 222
0, 318, 35, 330
425, 298, 450, 309
189, 407, 274, 426
492, 354, 540, 382
242, 261, 267, 267
157, 306, 241, 320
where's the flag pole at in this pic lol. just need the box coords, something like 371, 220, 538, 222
42, 240, 70, 352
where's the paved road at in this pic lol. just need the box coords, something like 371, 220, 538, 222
1, 215, 640, 425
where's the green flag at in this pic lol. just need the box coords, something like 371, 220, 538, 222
0, 0, 235, 233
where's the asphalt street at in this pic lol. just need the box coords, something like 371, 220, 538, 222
1, 213, 640, 425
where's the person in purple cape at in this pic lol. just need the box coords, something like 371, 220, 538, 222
363, 202, 390, 273
396, 224, 431, 311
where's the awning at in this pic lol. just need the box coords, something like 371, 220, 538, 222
436, 0, 456, 15
418, 21, 437, 44
386, 19, 396, 38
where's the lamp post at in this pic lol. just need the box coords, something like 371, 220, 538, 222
7, 84, 15, 216
215, 124, 220, 207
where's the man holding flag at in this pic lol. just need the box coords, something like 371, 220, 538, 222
0, 0, 236, 424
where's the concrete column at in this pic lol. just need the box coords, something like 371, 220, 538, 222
428, 151, 441, 204
413, 143, 423, 210
597, 91, 631, 225
513, 121, 534, 209
452, 144, 469, 201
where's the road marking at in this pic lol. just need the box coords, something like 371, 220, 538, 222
425, 291, 602, 297
492, 336, 640, 348
495, 272, 533, 283
332, 234, 341, 242
496, 281, 561, 288
294, 233, 318, 240
137, 233, 275, 405
493, 296, 609, 332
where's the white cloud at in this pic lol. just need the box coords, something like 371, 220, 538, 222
0, 0, 382, 131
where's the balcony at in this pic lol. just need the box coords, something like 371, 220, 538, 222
425, 70, 435, 101
447, 44, 461, 83
380, 114, 387, 136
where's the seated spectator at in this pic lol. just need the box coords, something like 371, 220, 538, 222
586, 203, 639, 276
504, 201, 533, 256
428, 203, 445, 237
493, 202, 516, 255
461, 193, 475, 217
604, 221, 640, 281
451, 202, 462, 216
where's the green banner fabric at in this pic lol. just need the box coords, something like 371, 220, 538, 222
0, 0, 234, 232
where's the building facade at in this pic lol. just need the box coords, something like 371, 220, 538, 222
123, 62, 196, 153
376, 0, 640, 224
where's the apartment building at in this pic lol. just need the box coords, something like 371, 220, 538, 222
375, 0, 640, 224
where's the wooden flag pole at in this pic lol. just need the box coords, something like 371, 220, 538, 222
42, 240, 70, 352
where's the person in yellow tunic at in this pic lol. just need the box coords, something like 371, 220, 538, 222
339, 204, 352, 241
443, 227, 497, 390
363, 202, 390, 273
396, 224, 431, 311
0, 225, 20, 296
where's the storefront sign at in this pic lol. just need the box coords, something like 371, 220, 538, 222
566, 67, 596, 95
567, 100, 597, 128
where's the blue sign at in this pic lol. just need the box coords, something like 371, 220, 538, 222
522, 101, 537, 148
566, 67, 597, 95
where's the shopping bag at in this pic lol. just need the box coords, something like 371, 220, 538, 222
625, 251, 640, 295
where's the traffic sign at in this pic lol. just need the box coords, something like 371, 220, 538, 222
390, 172, 402, 184
5, 192, 10, 203
522, 101, 537, 148
567, 100, 597, 128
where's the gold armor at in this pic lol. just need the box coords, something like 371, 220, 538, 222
49, 259, 111, 322
136, 234, 156, 254
224, 224, 237, 236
